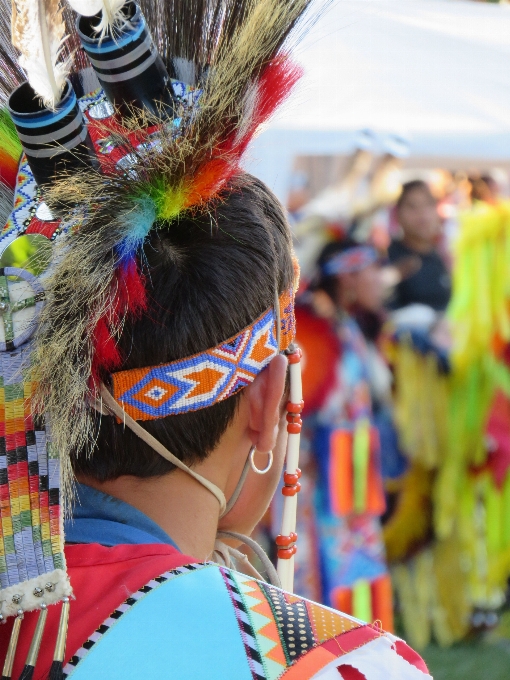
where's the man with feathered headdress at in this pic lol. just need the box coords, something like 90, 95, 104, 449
0, 1, 430, 678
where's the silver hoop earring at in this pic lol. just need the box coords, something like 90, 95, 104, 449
249, 446, 273, 475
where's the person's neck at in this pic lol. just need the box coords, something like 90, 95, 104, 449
336, 296, 355, 318
402, 233, 434, 254
77, 469, 222, 560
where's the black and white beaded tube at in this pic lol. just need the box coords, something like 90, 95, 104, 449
8, 81, 95, 188
77, 2, 173, 117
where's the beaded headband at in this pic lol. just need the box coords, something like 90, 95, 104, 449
323, 245, 378, 276
112, 288, 296, 421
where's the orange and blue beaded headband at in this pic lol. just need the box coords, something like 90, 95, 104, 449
322, 245, 378, 276
111, 287, 296, 421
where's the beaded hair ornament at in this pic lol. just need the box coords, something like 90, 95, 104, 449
0, 0, 316, 675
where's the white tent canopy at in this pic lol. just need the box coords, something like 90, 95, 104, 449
246, 0, 510, 201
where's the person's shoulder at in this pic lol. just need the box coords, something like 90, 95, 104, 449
64, 562, 431, 679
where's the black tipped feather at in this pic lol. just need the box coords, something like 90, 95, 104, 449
17, 666, 34, 680
48, 660, 64, 680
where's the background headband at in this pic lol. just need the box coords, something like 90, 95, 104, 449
322, 245, 378, 276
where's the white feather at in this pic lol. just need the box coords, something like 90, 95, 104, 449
66, 0, 127, 36
66, 0, 104, 15
11, 0, 70, 110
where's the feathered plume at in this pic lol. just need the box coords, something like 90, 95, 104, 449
0, 107, 22, 226
0, 1, 23, 225
33, 0, 320, 498
61, 3, 90, 72
139, 0, 251, 85
0, 0, 24, 103
66, 0, 127, 37
11, 0, 71, 109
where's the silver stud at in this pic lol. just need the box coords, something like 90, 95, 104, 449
0, 301, 8, 312
45, 582, 55, 593
11, 594, 22, 605
40, 603, 47, 610
33, 587, 44, 598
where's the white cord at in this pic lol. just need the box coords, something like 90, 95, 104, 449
217, 531, 281, 587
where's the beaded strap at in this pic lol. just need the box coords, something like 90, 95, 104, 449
276, 347, 303, 592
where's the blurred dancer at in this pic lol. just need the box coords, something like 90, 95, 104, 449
389, 180, 451, 312
292, 239, 394, 629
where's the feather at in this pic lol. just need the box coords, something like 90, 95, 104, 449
0, 0, 24, 104
139, 0, 250, 85
0, 181, 14, 227
11, 0, 71, 109
66, 0, 127, 37
0, 107, 22, 191
61, 3, 89, 72
0, 108, 21, 227
66, 0, 103, 15
1, 0, 82, 106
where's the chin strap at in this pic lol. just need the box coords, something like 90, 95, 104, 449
98, 385, 228, 515
95, 385, 282, 585
93, 285, 295, 589
215, 531, 281, 587
95, 385, 284, 585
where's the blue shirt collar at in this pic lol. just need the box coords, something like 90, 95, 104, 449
64, 482, 180, 550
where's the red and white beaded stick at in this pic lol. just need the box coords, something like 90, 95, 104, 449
276, 344, 304, 592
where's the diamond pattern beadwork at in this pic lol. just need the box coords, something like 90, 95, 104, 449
112, 289, 296, 421
0, 343, 64, 592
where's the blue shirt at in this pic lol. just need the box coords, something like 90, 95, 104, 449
64, 482, 180, 550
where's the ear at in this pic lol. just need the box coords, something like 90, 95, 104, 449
245, 353, 287, 454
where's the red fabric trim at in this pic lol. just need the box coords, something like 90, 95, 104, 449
337, 665, 367, 680
25, 218, 60, 239
0, 543, 194, 680
393, 640, 429, 674
283, 625, 429, 678
320, 624, 382, 657
281, 625, 380, 678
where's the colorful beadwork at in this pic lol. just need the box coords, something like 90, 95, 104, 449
112, 290, 296, 421
0, 157, 70, 619
0, 343, 64, 591
1, 157, 62, 246
1, 159, 37, 237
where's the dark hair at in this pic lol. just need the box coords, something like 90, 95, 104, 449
396, 180, 435, 211
470, 175, 496, 202
72, 175, 293, 481
311, 237, 359, 304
